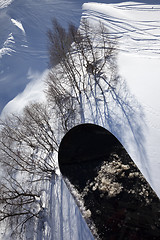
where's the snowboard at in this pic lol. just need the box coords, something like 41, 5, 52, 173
58, 123, 160, 240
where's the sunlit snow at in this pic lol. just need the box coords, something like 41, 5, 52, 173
11, 18, 25, 34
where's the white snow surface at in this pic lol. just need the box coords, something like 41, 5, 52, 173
1, 69, 48, 116
10, 18, 25, 34
1, 1, 160, 239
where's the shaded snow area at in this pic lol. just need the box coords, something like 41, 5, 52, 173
1, 175, 94, 240
49, 175, 94, 240
83, 2, 160, 198
1, 69, 48, 116
0, 0, 84, 112
37, 175, 94, 240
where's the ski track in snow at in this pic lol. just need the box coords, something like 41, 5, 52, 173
0, 0, 13, 9
49, 175, 94, 240
83, 2, 160, 56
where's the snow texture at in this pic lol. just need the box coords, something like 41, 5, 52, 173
0, 0, 84, 112
48, 175, 94, 240
1, 1, 160, 239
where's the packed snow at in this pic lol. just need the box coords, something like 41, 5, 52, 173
1, 1, 160, 239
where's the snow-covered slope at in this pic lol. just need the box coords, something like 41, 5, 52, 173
3, 1, 160, 197
1, 0, 160, 198
1, 1, 160, 239
2, 0, 159, 113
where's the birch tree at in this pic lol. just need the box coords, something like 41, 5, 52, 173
47, 19, 119, 131
0, 103, 58, 238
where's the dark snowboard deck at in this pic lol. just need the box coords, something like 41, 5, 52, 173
58, 124, 160, 240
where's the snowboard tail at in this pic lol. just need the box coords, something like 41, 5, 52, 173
58, 124, 160, 240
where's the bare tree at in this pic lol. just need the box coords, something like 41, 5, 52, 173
47, 19, 119, 131
0, 102, 58, 238
0, 18, 143, 239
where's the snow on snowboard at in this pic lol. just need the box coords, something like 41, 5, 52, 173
58, 124, 160, 240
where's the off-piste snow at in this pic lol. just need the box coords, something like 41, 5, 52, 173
1, 1, 160, 239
